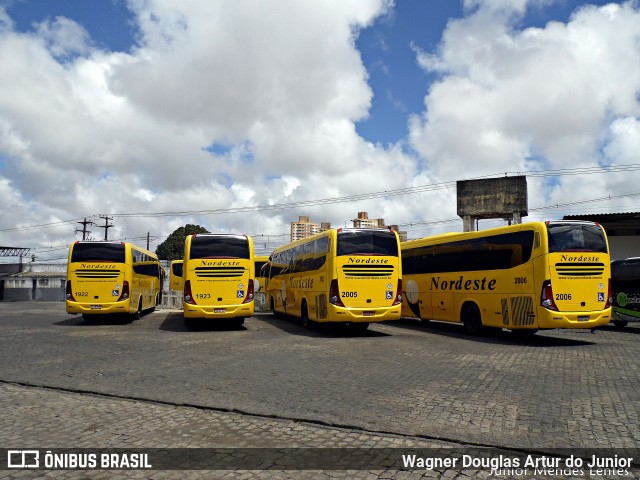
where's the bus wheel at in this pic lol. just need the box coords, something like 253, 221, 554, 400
510, 329, 538, 336
149, 294, 157, 313
301, 302, 313, 329
133, 298, 142, 320
230, 317, 245, 329
613, 320, 628, 329
352, 322, 369, 331
461, 303, 483, 334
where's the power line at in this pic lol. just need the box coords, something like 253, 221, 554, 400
1, 164, 640, 233
105, 163, 640, 219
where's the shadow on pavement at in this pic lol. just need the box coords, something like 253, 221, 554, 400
159, 311, 248, 332
54, 314, 142, 326
386, 317, 597, 347
255, 312, 390, 338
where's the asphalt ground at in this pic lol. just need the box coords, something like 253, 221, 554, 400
0, 302, 639, 479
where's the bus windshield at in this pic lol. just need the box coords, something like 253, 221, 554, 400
547, 223, 608, 253
336, 230, 398, 256
190, 235, 250, 259
70, 243, 125, 263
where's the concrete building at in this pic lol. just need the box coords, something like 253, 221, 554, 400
351, 212, 385, 228
0, 263, 67, 302
290, 216, 331, 242
350, 212, 407, 241
388, 225, 408, 242
457, 176, 528, 232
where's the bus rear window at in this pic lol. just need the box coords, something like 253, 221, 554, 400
190, 235, 250, 259
337, 230, 398, 257
70, 243, 126, 263
547, 223, 608, 254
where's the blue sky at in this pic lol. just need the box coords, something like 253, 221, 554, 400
0, 0, 639, 258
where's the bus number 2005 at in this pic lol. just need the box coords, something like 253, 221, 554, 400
342, 291, 358, 298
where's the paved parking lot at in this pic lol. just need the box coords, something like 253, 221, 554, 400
0, 302, 639, 479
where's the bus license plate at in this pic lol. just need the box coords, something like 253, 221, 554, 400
91, 305, 102, 310
214, 308, 226, 314
363, 311, 374, 317
578, 316, 589, 322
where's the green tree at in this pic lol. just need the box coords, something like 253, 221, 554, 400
155, 224, 209, 260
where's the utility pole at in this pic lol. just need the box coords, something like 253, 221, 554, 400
99, 215, 114, 241
75, 218, 94, 241
146, 232, 150, 250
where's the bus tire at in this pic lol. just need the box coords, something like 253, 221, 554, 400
301, 302, 313, 329
133, 298, 142, 320
352, 322, 369, 331
613, 320, 628, 328
461, 303, 483, 334
510, 329, 538, 336
230, 317, 245, 328
149, 294, 157, 313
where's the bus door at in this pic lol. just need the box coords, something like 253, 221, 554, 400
504, 263, 536, 328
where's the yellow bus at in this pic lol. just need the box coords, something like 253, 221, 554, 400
254, 255, 269, 292
182, 233, 255, 325
66, 241, 164, 320
265, 228, 402, 329
401, 221, 612, 334
169, 260, 183, 291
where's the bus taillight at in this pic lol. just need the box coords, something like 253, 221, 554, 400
393, 279, 402, 306
605, 279, 612, 308
184, 280, 196, 305
329, 279, 344, 307
118, 281, 130, 301
65, 280, 75, 301
243, 279, 254, 303
540, 280, 558, 311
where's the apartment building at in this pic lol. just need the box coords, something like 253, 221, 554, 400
290, 216, 331, 242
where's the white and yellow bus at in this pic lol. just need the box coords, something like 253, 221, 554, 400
182, 233, 255, 325
401, 221, 612, 334
66, 241, 164, 320
265, 228, 402, 329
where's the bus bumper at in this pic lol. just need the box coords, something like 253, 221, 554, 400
323, 304, 402, 323
183, 302, 254, 319
66, 300, 129, 315
535, 307, 612, 329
